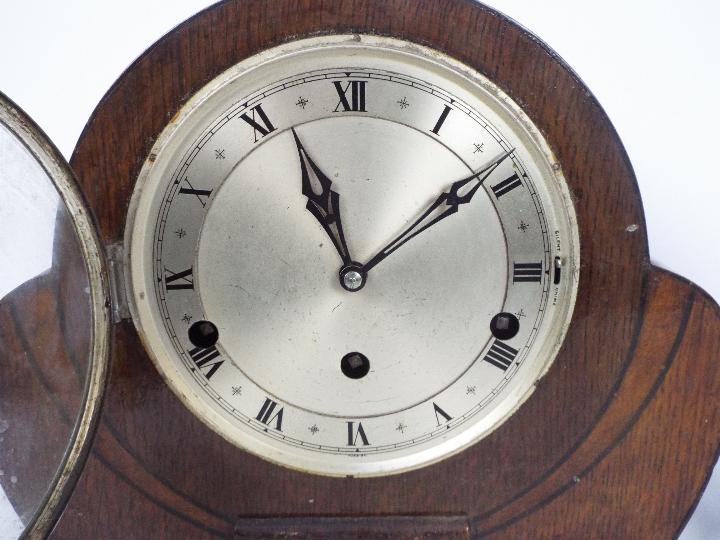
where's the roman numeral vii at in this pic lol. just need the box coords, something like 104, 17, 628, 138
256, 398, 284, 432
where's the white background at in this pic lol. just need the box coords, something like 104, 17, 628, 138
0, 1, 717, 537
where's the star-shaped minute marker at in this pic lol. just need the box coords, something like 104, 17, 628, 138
515, 309, 527, 319
473, 142, 485, 154
181, 313, 192, 324
296, 96, 310, 109
175, 228, 187, 239
397, 97, 410, 109
396, 422, 407, 434
231, 386, 242, 396
466, 385, 477, 395
215, 148, 226, 160
518, 221, 530, 233
308, 424, 319, 435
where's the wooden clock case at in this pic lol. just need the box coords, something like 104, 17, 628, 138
7, 0, 719, 538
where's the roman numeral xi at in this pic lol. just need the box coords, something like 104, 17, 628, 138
240, 103, 277, 142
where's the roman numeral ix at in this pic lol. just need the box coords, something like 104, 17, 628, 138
188, 345, 224, 379
483, 340, 519, 371
179, 178, 212, 207
333, 81, 367, 112
240, 103, 277, 142
163, 267, 194, 290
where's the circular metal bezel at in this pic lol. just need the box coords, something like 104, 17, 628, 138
124, 34, 579, 477
0, 93, 110, 537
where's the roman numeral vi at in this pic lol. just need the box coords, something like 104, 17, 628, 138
433, 402, 452, 427
346, 421, 370, 446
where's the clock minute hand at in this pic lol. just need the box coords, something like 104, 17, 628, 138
292, 128, 353, 266
362, 149, 514, 274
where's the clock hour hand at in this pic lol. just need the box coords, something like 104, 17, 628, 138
362, 149, 514, 274
292, 128, 353, 266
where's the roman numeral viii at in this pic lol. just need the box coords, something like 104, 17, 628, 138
164, 267, 194, 290
333, 81, 367, 112
513, 262, 543, 283
188, 345, 224, 379
256, 398, 284, 432
483, 340, 519, 371
240, 103, 277, 142
346, 421, 370, 446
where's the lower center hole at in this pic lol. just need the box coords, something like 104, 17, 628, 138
341, 352, 370, 379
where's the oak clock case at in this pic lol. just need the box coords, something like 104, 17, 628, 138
1, 1, 718, 539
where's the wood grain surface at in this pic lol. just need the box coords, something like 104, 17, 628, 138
31, 0, 719, 537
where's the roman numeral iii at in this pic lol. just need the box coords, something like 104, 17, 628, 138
188, 345, 224, 379
240, 103, 277, 142
513, 262, 543, 283
256, 398, 284, 432
333, 81, 367, 112
483, 340, 519, 371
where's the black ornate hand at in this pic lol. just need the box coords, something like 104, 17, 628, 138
292, 128, 353, 266
361, 149, 514, 273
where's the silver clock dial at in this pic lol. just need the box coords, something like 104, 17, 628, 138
126, 35, 579, 476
